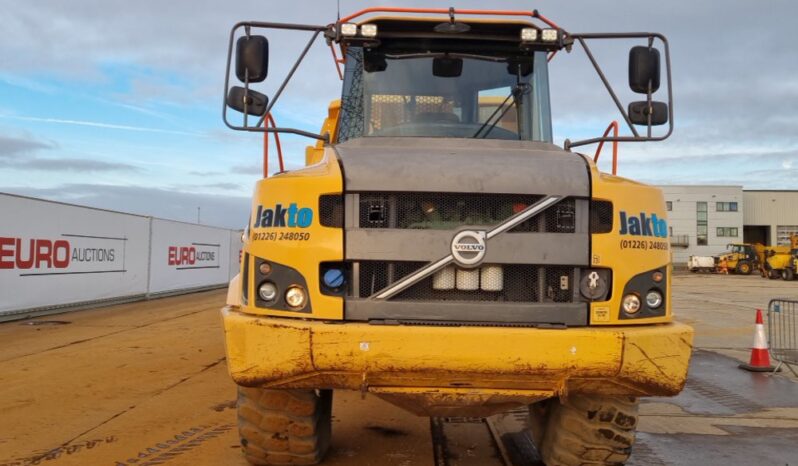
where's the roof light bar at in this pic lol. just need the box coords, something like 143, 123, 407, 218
520, 28, 538, 42
541, 28, 559, 42
340, 23, 358, 37
360, 24, 378, 38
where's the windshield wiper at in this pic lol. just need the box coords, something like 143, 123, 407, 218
472, 83, 529, 139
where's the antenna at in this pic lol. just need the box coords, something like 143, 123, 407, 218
337, 0, 341, 21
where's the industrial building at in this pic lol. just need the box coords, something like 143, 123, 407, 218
659, 186, 798, 264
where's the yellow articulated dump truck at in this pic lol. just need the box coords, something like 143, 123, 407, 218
762, 234, 798, 280
219, 7, 693, 466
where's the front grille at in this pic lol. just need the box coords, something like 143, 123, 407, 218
353, 261, 576, 303
357, 192, 562, 231
590, 200, 613, 234
319, 194, 343, 227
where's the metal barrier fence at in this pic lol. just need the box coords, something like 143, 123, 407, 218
767, 299, 798, 375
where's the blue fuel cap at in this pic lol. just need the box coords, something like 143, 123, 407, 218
323, 268, 345, 288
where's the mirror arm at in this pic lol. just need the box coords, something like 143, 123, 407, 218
223, 21, 331, 142
565, 32, 674, 151
242, 26, 251, 127
255, 30, 322, 128
575, 36, 639, 138
263, 127, 329, 142
646, 36, 654, 137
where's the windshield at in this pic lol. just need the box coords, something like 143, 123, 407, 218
338, 47, 552, 142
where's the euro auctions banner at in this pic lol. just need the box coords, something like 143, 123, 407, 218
147, 219, 233, 294
0, 194, 150, 315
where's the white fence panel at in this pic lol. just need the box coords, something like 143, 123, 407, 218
229, 230, 243, 280
0, 194, 150, 316
148, 219, 232, 294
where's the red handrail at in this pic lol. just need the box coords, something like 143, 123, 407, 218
262, 114, 284, 178
594, 121, 619, 175
332, 7, 562, 70
339, 7, 560, 28
329, 44, 344, 80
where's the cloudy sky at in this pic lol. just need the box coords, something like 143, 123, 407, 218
1, 0, 796, 228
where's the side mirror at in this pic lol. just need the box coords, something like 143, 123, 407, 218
227, 86, 268, 116
236, 35, 269, 83
628, 46, 660, 94
432, 57, 463, 78
628, 101, 668, 126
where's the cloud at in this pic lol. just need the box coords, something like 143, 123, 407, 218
0, 114, 201, 137
11, 157, 140, 173
188, 170, 224, 176
176, 182, 240, 191
229, 163, 262, 175
0, 134, 56, 158
2, 0, 798, 216
0, 131, 140, 172
0, 183, 249, 228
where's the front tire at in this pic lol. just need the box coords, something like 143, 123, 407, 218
736, 261, 753, 275
237, 386, 332, 465
784, 268, 795, 281
532, 395, 639, 466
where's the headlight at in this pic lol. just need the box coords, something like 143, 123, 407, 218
360, 24, 378, 38
622, 294, 641, 314
520, 27, 538, 42
541, 28, 559, 42
646, 290, 663, 308
340, 23, 357, 37
259, 262, 272, 276
285, 286, 307, 309
258, 281, 278, 302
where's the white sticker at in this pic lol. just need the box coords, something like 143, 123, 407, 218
359, 342, 370, 351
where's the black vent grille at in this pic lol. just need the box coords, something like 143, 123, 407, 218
319, 194, 344, 228
354, 261, 576, 303
241, 252, 249, 304
590, 200, 613, 234
355, 192, 578, 232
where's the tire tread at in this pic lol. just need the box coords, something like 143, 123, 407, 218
237, 386, 332, 465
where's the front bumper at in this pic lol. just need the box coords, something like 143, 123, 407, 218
222, 306, 693, 406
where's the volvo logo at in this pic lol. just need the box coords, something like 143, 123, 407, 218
451, 230, 487, 267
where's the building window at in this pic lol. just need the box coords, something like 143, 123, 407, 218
666, 201, 672, 211
717, 227, 738, 237
716, 201, 738, 212
697, 202, 708, 245
776, 225, 798, 245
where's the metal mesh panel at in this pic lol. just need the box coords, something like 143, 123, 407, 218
543, 266, 574, 303
356, 192, 548, 231
354, 261, 575, 303
368, 95, 455, 131
357, 261, 426, 298
319, 195, 343, 228
544, 198, 576, 233
338, 48, 365, 142
590, 200, 613, 234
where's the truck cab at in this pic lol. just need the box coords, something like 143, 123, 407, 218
220, 8, 693, 466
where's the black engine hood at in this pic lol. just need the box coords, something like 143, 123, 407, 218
331, 137, 589, 196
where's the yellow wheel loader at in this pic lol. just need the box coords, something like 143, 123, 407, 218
220, 7, 693, 466
715, 243, 759, 275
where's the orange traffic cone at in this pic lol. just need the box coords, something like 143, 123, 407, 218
739, 309, 777, 372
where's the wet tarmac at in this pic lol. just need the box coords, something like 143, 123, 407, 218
0, 274, 797, 465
